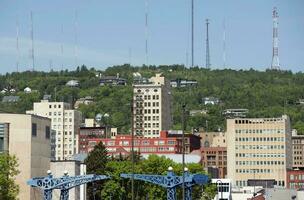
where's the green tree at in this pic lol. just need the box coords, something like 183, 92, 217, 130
0, 153, 20, 200
85, 142, 109, 200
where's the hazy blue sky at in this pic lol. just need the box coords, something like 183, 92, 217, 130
0, 0, 303, 73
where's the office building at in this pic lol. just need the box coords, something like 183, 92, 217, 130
133, 73, 172, 137
201, 147, 227, 178
226, 115, 292, 187
27, 100, 82, 160
0, 114, 51, 200
292, 130, 304, 168
286, 169, 304, 189
79, 126, 106, 154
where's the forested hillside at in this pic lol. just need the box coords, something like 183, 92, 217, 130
1, 64, 304, 134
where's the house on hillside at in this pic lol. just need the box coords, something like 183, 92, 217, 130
66, 80, 80, 87
99, 73, 127, 86
24, 87, 32, 93
202, 97, 220, 105
2, 96, 20, 103
170, 79, 198, 88
74, 96, 94, 109
223, 109, 249, 118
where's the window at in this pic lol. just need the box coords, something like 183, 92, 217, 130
32, 123, 37, 137
49, 105, 52, 108
45, 126, 50, 139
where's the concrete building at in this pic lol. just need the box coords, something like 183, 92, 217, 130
211, 179, 232, 200
292, 130, 304, 168
26, 100, 82, 160
50, 160, 87, 200
227, 115, 292, 188
0, 114, 51, 200
201, 147, 227, 178
133, 73, 172, 137
200, 131, 226, 148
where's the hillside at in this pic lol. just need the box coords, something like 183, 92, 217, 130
1, 64, 304, 134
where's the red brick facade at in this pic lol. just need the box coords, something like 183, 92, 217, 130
286, 170, 304, 189
201, 147, 227, 178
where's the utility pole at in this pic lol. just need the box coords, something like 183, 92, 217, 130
182, 104, 186, 200
191, 0, 194, 67
131, 97, 135, 200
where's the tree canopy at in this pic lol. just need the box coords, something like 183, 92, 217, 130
0, 64, 304, 133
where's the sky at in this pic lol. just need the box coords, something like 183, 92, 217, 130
0, 0, 303, 74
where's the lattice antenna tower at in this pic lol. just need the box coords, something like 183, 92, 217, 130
16, 18, 20, 72
205, 19, 211, 69
74, 10, 78, 68
145, 0, 149, 65
61, 24, 64, 70
223, 19, 226, 68
271, 7, 280, 70
30, 11, 35, 71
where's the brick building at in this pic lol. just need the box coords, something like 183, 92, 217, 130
86, 131, 200, 156
78, 127, 106, 154
286, 169, 304, 189
201, 147, 227, 178
292, 130, 304, 168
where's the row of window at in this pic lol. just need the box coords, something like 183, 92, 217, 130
290, 174, 304, 180
236, 169, 273, 173
236, 160, 285, 166
136, 89, 158, 93
236, 153, 285, 158
289, 182, 304, 189
235, 129, 285, 134
49, 111, 73, 116
235, 145, 285, 150
32, 123, 50, 139
236, 137, 285, 142
53, 125, 74, 130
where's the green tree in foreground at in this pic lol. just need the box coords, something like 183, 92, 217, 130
0, 153, 20, 200
85, 142, 109, 200
99, 154, 216, 200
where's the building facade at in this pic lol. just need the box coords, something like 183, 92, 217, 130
200, 131, 226, 148
201, 147, 227, 178
79, 127, 106, 154
286, 170, 304, 189
87, 131, 183, 156
292, 130, 304, 168
0, 114, 51, 200
27, 100, 82, 160
133, 74, 172, 137
227, 115, 292, 187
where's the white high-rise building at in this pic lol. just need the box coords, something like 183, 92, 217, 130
27, 100, 82, 160
133, 73, 172, 137
226, 115, 292, 188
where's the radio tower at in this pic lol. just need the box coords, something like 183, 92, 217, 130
205, 19, 211, 69
271, 7, 280, 70
145, 0, 148, 65
30, 11, 35, 71
16, 18, 20, 72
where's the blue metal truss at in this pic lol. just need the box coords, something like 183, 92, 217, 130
120, 170, 209, 200
27, 173, 110, 200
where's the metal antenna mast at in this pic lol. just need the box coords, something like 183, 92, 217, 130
191, 0, 194, 67
205, 19, 210, 69
271, 7, 280, 70
30, 11, 35, 71
223, 19, 226, 68
74, 10, 78, 67
145, 0, 148, 65
61, 24, 64, 70
16, 18, 20, 72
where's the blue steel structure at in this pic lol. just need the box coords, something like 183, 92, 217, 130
27, 171, 110, 200
120, 168, 209, 200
